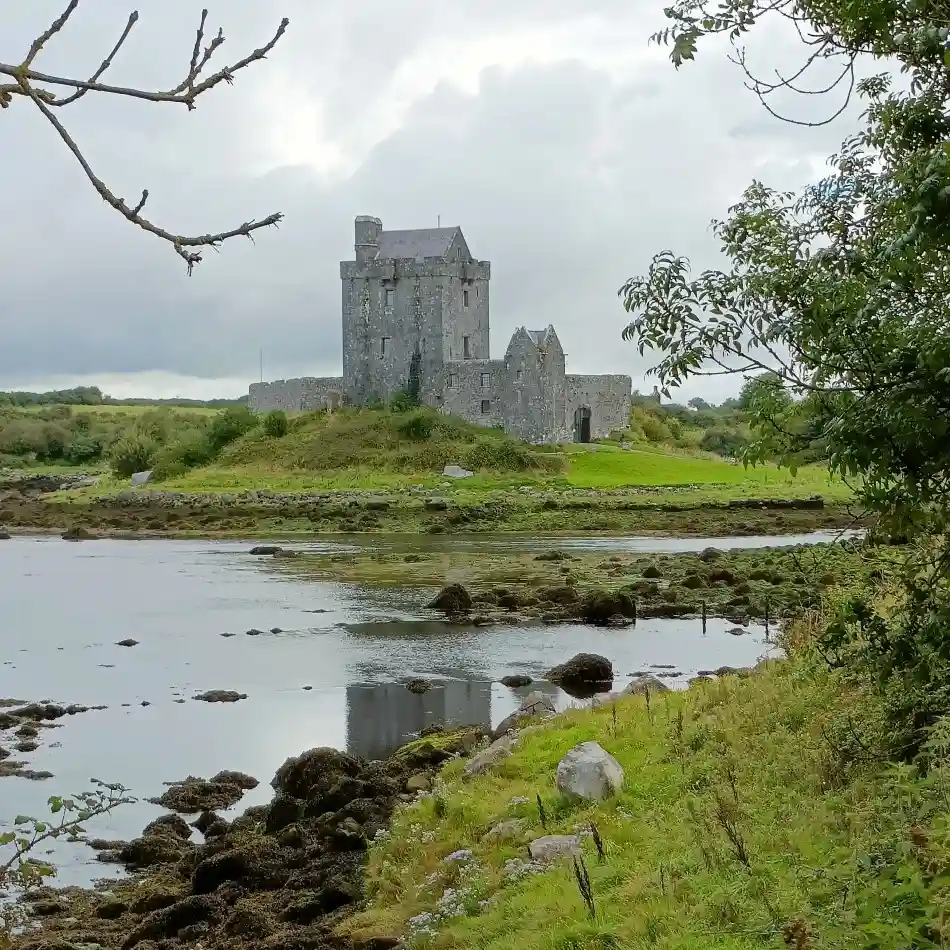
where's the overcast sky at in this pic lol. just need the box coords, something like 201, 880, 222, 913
2, 1, 864, 403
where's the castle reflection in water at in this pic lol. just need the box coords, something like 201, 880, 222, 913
344, 680, 489, 760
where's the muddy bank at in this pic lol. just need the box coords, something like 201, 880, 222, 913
0, 477, 861, 539
283, 537, 873, 625
14, 727, 487, 950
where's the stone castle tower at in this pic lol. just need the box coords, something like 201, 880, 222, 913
249, 216, 631, 444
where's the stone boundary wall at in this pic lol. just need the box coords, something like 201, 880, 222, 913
566, 374, 632, 440
248, 377, 344, 413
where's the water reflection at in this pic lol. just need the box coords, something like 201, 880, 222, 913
345, 680, 492, 760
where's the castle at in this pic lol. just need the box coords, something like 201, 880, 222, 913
248, 216, 632, 444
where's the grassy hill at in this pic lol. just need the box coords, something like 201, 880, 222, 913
343, 599, 937, 950
1, 402, 849, 505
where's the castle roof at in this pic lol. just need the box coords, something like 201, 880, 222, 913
377, 227, 461, 261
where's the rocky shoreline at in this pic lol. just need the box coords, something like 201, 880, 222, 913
0, 473, 860, 540
4, 651, 737, 950
11, 727, 487, 950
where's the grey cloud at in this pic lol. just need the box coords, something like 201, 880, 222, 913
1, 1, 866, 392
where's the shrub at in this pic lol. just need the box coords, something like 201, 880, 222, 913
700, 427, 749, 458
388, 389, 418, 414
109, 432, 157, 477
206, 406, 258, 453
63, 436, 103, 465
397, 410, 436, 440
263, 410, 289, 438
151, 430, 216, 480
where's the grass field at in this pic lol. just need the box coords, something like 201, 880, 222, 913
344, 646, 932, 950
14, 404, 217, 417
153, 446, 850, 503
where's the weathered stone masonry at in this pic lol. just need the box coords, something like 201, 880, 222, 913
249, 216, 631, 444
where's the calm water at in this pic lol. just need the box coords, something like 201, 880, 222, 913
0, 535, 787, 887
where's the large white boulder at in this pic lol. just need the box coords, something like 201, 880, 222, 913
555, 741, 624, 801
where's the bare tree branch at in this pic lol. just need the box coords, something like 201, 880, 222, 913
1, 5, 289, 272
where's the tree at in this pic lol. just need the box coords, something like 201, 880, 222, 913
620, 0, 950, 751
1, 4, 288, 273
687, 396, 711, 410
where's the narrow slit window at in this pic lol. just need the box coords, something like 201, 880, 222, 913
480, 399, 490, 414
385, 288, 395, 307
463, 336, 471, 359
380, 337, 390, 357
480, 372, 491, 388
463, 289, 470, 308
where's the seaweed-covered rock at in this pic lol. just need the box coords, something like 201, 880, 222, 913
271, 747, 364, 802
500, 674, 533, 688
428, 583, 473, 614
118, 827, 195, 869
579, 591, 636, 626
548, 653, 613, 689
148, 772, 257, 813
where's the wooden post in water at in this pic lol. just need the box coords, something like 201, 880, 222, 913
632, 597, 638, 625
764, 598, 771, 642
701, 600, 707, 635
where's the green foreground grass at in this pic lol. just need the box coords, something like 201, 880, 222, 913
345, 648, 941, 950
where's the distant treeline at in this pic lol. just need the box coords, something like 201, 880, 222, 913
0, 386, 247, 408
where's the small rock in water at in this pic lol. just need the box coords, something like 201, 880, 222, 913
249, 545, 282, 555
270, 627, 283, 634
302, 685, 313, 691
406, 679, 432, 695
500, 675, 533, 688
728, 627, 747, 636
140, 701, 151, 707
245, 629, 265, 636
220, 632, 237, 638
0, 531, 10, 540
116, 638, 139, 648
193, 690, 247, 703
547, 653, 613, 689
62, 526, 93, 541
428, 583, 472, 614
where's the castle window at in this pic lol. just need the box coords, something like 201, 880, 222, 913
463, 336, 471, 359
448, 374, 458, 388
480, 399, 490, 414
463, 289, 470, 309
385, 288, 394, 307
480, 373, 491, 388
380, 337, 390, 357
516, 368, 522, 380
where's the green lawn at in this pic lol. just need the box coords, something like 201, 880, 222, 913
152, 445, 851, 504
